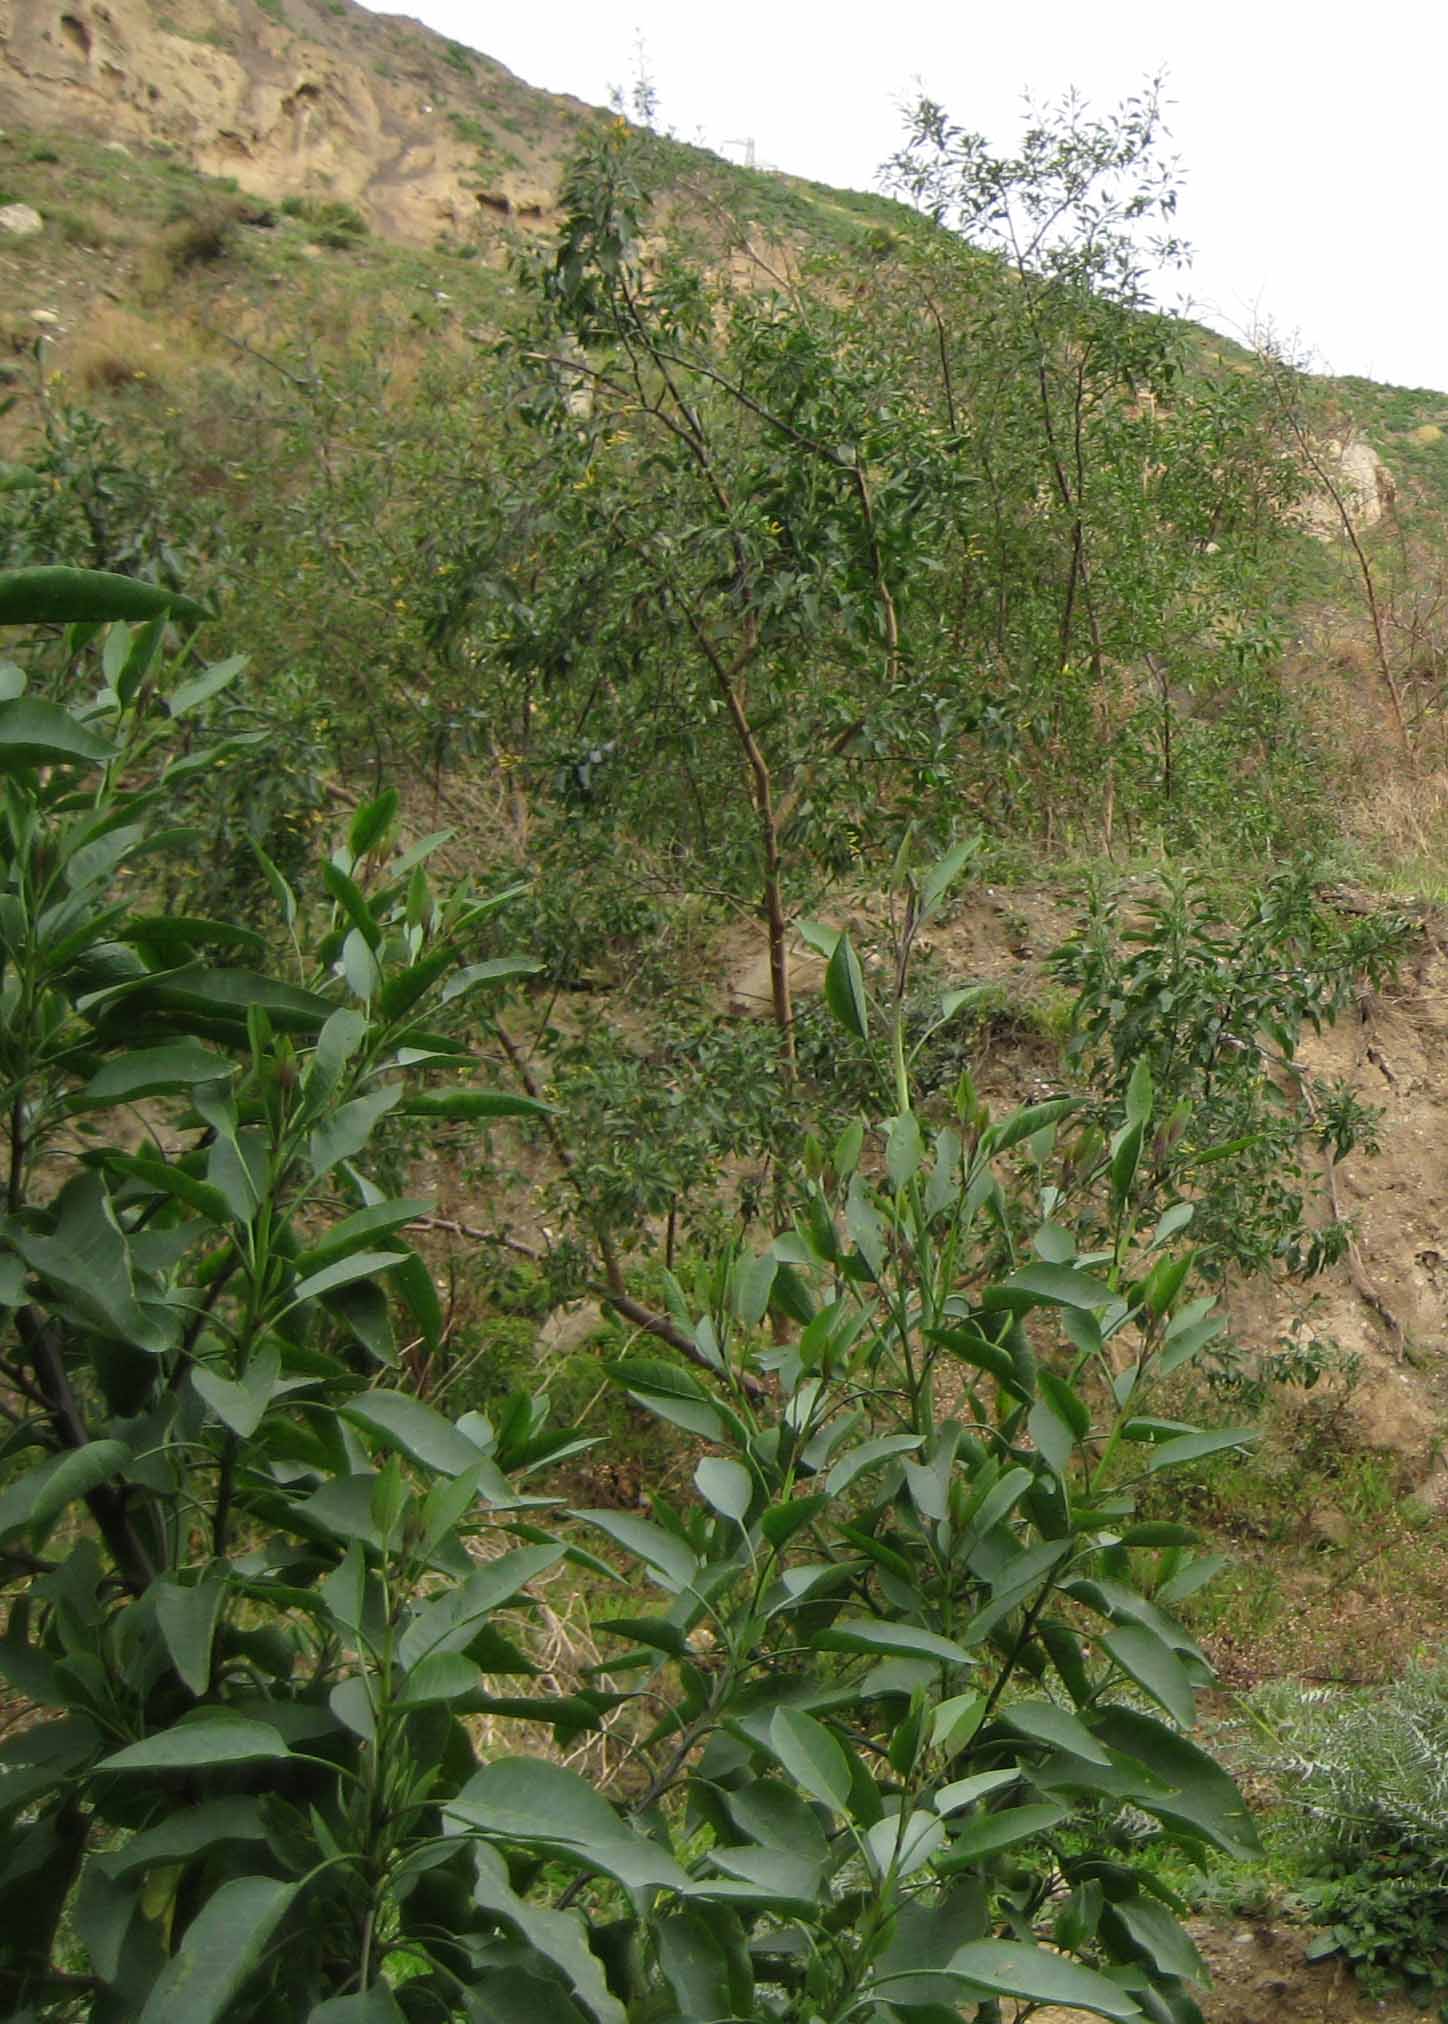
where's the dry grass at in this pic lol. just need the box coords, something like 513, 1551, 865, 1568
460, 1530, 658, 1798
1302, 616, 1448, 891
64, 304, 205, 394
47, 202, 129, 252
1362, 767, 1448, 864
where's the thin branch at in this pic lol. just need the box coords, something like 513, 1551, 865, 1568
492, 1024, 766, 1395
1259, 348, 1409, 750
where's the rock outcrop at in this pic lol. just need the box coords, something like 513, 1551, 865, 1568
1300, 433, 1397, 537
0, 0, 587, 246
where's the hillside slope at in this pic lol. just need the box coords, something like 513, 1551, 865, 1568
0, 0, 906, 263
0, 0, 594, 240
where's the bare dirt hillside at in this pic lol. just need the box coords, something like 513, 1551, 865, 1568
1039, 1918, 1438, 2024
0, 0, 590, 242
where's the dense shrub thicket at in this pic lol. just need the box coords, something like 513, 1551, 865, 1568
0, 84, 1431, 2020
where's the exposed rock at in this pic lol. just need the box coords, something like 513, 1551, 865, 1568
1300, 435, 1396, 537
0, 0, 587, 247
537, 1301, 603, 1359
0, 200, 40, 234
1307, 1504, 1352, 1549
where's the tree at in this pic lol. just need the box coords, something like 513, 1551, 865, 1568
483, 122, 970, 1065
882, 85, 1307, 848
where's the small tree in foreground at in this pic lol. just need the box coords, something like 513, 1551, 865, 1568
1, 572, 1258, 2021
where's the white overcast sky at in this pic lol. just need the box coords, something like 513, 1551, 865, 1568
361, 1, 1448, 392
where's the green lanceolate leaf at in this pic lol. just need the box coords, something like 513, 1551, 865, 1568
1038, 1368, 1091, 1439
1110, 1119, 1144, 1206
0, 567, 209, 627
1028, 1396, 1075, 1478
577, 1508, 698, 1591
887, 1109, 924, 1190
1147, 1426, 1258, 1470
192, 1342, 280, 1438
988, 1262, 1116, 1312
864, 1807, 946, 1881
1101, 1624, 1197, 1727
826, 1433, 924, 1494
136, 1876, 296, 2024
167, 654, 247, 718
813, 1619, 973, 1667
446, 1758, 691, 1891
845, 1172, 886, 1279
769, 1707, 852, 1811
470, 1842, 626, 2024
934, 1768, 1019, 1813
440, 955, 543, 1001
323, 861, 381, 950
981, 1098, 1077, 1157
10, 1172, 170, 1351
99, 1798, 267, 1879
997, 1698, 1112, 1765
824, 931, 870, 1037
732, 1248, 776, 1326
26, 1439, 131, 1532
936, 1802, 1069, 1866
308, 1085, 402, 1177
1106, 1893, 1205, 1982
1124, 1056, 1154, 1128
654, 1904, 746, 2024
81, 1042, 236, 1105
920, 834, 980, 915
0, 698, 115, 770
943, 1939, 1143, 2020
342, 1390, 484, 1475
295, 1199, 431, 1278
397, 1652, 482, 1704
605, 1357, 728, 1441
154, 1572, 228, 1696
391, 1249, 442, 1354
348, 788, 399, 861
291, 1248, 408, 1305
398, 1545, 564, 1667
100, 1714, 291, 1772
308, 1989, 407, 2022
1090, 1707, 1261, 1858
123, 915, 266, 961
121, 967, 334, 1034
695, 1456, 753, 1523
463, 1971, 591, 2023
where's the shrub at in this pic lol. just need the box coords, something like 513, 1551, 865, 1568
1052, 867, 1409, 1278
0, 622, 1264, 2021
141, 197, 242, 293
280, 193, 368, 248
1244, 1667, 1448, 2005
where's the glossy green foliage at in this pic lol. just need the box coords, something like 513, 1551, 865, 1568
1052, 869, 1409, 1277
0, 588, 1257, 2022
0, 570, 585, 2021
